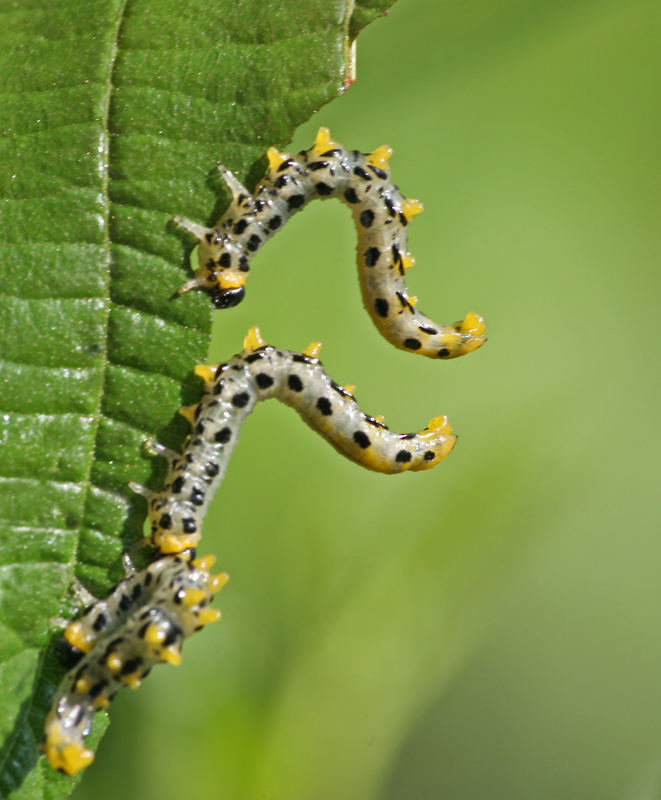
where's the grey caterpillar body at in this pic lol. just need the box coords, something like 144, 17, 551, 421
133, 327, 456, 555
44, 551, 225, 775
177, 128, 486, 359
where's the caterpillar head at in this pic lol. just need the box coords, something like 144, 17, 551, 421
178, 227, 248, 309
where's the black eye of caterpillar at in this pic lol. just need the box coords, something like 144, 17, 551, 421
210, 285, 245, 309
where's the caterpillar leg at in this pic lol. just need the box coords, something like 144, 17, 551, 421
71, 578, 97, 608
121, 552, 136, 578
217, 164, 254, 209
128, 480, 153, 500
172, 215, 213, 242
143, 438, 179, 461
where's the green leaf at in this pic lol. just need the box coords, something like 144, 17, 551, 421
0, 1, 393, 796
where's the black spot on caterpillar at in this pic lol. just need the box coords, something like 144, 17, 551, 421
131, 327, 457, 555
43, 551, 226, 776
175, 128, 486, 360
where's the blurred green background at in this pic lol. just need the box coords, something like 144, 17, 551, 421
74, 0, 660, 797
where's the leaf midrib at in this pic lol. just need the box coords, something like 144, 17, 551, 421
0, 0, 128, 776
73, 0, 127, 580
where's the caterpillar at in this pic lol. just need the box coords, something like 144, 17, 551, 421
175, 127, 486, 360
43, 550, 226, 776
132, 326, 457, 555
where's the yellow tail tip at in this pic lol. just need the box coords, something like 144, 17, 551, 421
44, 715, 96, 775
45, 742, 95, 776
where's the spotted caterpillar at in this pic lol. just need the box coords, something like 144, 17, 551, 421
43, 551, 226, 775
176, 128, 486, 360
132, 326, 456, 555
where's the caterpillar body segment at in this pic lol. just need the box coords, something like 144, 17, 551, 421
142, 327, 457, 555
176, 128, 486, 359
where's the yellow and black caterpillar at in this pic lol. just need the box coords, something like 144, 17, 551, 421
44, 551, 225, 775
177, 128, 486, 359
132, 327, 457, 555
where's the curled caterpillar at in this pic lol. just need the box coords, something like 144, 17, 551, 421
132, 326, 456, 555
44, 551, 226, 776
175, 127, 486, 360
